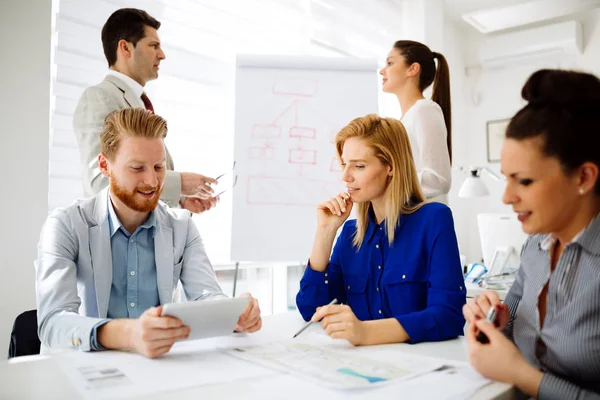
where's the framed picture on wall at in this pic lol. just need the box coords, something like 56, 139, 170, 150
486, 118, 511, 163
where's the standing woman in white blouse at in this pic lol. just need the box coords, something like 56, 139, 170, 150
380, 40, 452, 203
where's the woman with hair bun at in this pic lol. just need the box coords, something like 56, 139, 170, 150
379, 40, 452, 203
463, 69, 600, 399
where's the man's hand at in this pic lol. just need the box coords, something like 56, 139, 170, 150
180, 172, 217, 199
235, 293, 262, 333
180, 196, 218, 214
128, 306, 190, 358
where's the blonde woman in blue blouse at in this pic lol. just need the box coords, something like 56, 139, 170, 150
296, 114, 466, 345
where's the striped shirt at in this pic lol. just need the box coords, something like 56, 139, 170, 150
504, 213, 600, 400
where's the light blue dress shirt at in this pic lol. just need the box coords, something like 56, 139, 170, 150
90, 197, 160, 349
106, 198, 159, 319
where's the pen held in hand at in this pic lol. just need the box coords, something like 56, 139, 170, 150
292, 298, 338, 338
476, 306, 499, 344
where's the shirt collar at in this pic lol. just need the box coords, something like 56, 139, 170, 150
107, 69, 145, 101
540, 212, 600, 255
107, 194, 157, 238
365, 207, 384, 243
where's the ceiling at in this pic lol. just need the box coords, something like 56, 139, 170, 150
443, 0, 600, 34
443, 0, 531, 22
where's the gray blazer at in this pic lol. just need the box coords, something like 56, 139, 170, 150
73, 75, 181, 207
35, 188, 226, 352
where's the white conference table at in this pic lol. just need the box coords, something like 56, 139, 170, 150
0, 311, 515, 400
466, 284, 509, 301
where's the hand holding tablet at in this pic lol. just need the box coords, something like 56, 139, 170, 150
234, 292, 262, 333
161, 297, 250, 340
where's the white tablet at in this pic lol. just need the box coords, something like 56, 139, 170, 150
161, 297, 250, 340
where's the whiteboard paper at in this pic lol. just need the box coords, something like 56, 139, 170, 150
232, 55, 378, 262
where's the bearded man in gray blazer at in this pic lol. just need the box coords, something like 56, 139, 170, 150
73, 8, 214, 213
37, 108, 262, 358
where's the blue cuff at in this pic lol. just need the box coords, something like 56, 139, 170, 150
395, 312, 438, 344
395, 306, 465, 344
90, 319, 111, 351
302, 263, 330, 285
300, 263, 335, 302
297, 264, 335, 321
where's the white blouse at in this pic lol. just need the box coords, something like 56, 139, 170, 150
401, 99, 451, 203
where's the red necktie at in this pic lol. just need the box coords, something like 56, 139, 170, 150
141, 92, 154, 114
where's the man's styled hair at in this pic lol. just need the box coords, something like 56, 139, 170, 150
101, 8, 161, 67
100, 108, 168, 160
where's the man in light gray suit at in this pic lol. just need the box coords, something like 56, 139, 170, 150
73, 8, 214, 213
37, 108, 262, 358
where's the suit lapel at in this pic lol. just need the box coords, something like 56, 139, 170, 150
154, 212, 174, 305
104, 75, 140, 109
123, 88, 141, 110
89, 189, 113, 318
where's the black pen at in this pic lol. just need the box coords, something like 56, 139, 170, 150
293, 298, 338, 338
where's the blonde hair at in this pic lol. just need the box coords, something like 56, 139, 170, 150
335, 114, 425, 248
100, 108, 168, 160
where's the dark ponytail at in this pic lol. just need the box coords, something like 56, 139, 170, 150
431, 52, 452, 164
394, 41, 452, 163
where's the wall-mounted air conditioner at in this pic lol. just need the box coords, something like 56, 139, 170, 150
479, 20, 583, 68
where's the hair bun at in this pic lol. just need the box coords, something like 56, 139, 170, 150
522, 69, 600, 106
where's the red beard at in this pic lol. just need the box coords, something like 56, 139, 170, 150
110, 176, 163, 212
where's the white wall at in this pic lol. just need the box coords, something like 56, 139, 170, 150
395, 1, 476, 264
0, 0, 51, 350
442, 19, 471, 263
454, 8, 600, 263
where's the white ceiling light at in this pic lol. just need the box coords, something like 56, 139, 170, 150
462, 0, 600, 34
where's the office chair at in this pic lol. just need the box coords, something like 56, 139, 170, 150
8, 309, 40, 359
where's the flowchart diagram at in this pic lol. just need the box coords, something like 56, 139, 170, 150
231, 56, 378, 261
245, 76, 343, 206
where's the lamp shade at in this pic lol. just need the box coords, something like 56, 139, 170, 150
458, 176, 490, 198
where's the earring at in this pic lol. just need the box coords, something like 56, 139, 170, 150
579, 188, 585, 195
